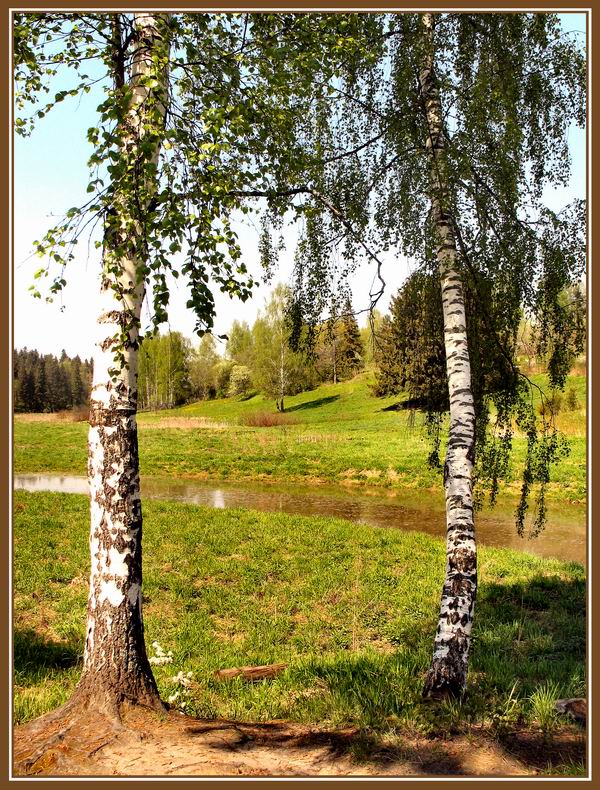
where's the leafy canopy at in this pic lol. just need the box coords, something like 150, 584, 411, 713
270, 13, 586, 530
14, 12, 586, 528
14, 12, 373, 336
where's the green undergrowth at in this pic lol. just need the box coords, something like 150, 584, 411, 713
14, 491, 586, 746
13, 372, 586, 504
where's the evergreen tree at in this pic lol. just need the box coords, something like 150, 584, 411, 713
15, 7, 584, 725
70, 355, 85, 406
336, 298, 364, 380
44, 354, 70, 410
13, 347, 93, 412
34, 358, 46, 413
19, 370, 36, 413
373, 272, 448, 408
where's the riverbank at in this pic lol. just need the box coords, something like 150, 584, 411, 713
14, 491, 586, 775
14, 473, 587, 565
13, 373, 587, 505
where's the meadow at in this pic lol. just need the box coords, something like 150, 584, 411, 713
13, 371, 587, 773
14, 490, 585, 773
13, 371, 587, 504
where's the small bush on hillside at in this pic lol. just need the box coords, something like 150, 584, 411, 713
215, 360, 234, 399
228, 365, 253, 399
565, 388, 579, 411
538, 392, 562, 417
239, 411, 297, 427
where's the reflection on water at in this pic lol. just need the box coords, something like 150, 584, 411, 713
14, 473, 586, 566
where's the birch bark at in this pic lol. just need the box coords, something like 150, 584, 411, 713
419, 13, 478, 698
77, 12, 171, 712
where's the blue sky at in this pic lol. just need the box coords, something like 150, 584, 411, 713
13, 12, 587, 358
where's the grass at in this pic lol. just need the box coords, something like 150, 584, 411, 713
13, 371, 587, 504
529, 681, 562, 737
14, 490, 586, 746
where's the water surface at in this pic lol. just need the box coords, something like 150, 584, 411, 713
14, 473, 586, 566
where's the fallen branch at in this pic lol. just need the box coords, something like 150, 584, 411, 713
213, 662, 288, 682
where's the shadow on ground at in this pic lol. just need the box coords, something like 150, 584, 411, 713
183, 719, 468, 775
287, 395, 340, 412
381, 398, 428, 412
14, 628, 82, 676
13, 570, 586, 776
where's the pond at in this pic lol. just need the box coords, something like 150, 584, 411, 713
14, 473, 586, 566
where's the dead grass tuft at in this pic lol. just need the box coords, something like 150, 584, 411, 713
15, 408, 89, 423
239, 411, 298, 428
57, 407, 89, 423
360, 469, 382, 480
141, 417, 228, 430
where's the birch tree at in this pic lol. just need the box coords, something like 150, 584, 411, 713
417, 12, 477, 696
14, 10, 585, 723
14, 10, 365, 722
251, 284, 309, 411
274, 12, 585, 697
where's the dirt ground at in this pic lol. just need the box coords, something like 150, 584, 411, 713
13, 705, 586, 778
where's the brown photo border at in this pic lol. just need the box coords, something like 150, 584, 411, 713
2, 1, 595, 786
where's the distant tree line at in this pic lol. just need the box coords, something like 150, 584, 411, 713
14, 348, 93, 413
138, 332, 192, 410
14, 285, 367, 416
189, 284, 365, 411
16, 276, 584, 417
124, 284, 367, 413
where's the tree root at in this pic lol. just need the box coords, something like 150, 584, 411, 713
13, 696, 124, 776
16, 721, 76, 773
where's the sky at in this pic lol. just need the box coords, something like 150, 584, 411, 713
12, 12, 587, 360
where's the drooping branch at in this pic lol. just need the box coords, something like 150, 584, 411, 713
227, 184, 387, 312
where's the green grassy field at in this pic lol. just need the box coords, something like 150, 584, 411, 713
14, 372, 587, 503
14, 490, 585, 760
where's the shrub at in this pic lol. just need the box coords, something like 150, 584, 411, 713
239, 411, 297, 427
228, 365, 253, 399
214, 360, 234, 399
538, 392, 562, 417
565, 388, 579, 411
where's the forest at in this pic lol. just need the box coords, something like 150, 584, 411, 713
13, 348, 93, 413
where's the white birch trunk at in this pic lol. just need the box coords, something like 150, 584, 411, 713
78, 12, 170, 712
332, 335, 337, 385
279, 330, 286, 412
419, 13, 478, 698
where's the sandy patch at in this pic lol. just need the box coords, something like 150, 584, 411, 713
13, 705, 549, 777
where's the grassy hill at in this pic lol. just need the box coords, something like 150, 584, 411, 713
14, 371, 586, 503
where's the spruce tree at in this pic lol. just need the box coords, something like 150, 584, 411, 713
337, 298, 364, 380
